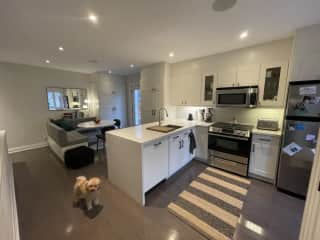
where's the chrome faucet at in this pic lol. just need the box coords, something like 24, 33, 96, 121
158, 107, 168, 126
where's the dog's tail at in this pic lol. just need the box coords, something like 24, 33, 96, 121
76, 176, 87, 182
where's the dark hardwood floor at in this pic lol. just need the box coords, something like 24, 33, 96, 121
11, 147, 305, 240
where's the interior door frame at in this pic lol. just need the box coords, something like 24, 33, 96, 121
127, 82, 140, 126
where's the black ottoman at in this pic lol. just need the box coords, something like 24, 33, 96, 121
65, 146, 94, 169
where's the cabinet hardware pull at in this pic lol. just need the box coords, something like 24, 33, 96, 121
173, 136, 179, 139
182, 139, 184, 148
258, 138, 271, 142
179, 140, 181, 149
154, 142, 162, 147
252, 143, 255, 152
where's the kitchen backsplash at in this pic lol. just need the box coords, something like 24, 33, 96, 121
175, 106, 285, 128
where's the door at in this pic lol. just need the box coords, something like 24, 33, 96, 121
299, 129, 320, 240
277, 120, 320, 196
217, 68, 237, 88
259, 62, 289, 107
286, 81, 320, 118
237, 64, 260, 86
128, 86, 141, 126
169, 134, 183, 176
201, 74, 216, 105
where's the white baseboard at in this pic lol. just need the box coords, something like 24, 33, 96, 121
8, 142, 48, 154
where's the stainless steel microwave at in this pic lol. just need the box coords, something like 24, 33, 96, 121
216, 86, 258, 108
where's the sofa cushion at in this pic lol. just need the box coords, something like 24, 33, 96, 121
52, 119, 75, 131
66, 131, 88, 146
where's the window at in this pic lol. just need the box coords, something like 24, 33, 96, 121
47, 89, 65, 110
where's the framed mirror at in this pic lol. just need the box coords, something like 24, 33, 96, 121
46, 87, 88, 111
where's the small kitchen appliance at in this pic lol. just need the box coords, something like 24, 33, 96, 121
257, 119, 279, 131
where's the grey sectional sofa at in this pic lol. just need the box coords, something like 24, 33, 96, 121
47, 117, 96, 161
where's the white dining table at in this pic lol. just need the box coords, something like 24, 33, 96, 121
77, 120, 115, 129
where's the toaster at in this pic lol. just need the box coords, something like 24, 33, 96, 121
257, 119, 279, 131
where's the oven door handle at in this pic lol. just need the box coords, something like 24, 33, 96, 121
208, 133, 249, 141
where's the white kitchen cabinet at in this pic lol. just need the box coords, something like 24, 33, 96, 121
143, 138, 169, 192
169, 134, 184, 176
195, 126, 208, 161
201, 74, 216, 105
249, 134, 281, 182
237, 64, 260, 86
217, 68, 237, 88
258, 62, 289, 107
181, 130, 193, 165
168, 129, 195, 177
170, 63, 201, 106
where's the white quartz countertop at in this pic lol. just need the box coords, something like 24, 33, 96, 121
106, 119, 212, 144
252, 128, 283, 137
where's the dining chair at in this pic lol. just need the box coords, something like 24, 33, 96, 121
96, 125, 116, 151
113, 119, 121, 129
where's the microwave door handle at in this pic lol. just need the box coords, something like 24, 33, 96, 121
208, 133, 249, 141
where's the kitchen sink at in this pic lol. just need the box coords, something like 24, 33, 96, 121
146, 124, 183, 133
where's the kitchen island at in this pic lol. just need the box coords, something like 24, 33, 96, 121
106, 119, 212, 205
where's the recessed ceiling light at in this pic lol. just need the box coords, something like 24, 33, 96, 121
88, 14, 98, 23
108, 70, 112, 74
58, 46, 64, 52
169, 52, 175, 58
130, 64, 135, 68
45, 59, 50, 64
240, 30, 248, 39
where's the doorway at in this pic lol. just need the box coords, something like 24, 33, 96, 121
132, 88, 141, 125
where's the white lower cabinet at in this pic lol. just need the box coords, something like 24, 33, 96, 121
195, 126, 208, 161
168, 129, 194, 177
249, 134, 281, 182
143, 138, 169, 192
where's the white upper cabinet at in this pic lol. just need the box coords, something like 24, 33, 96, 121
217, 68, 237, 88
236, 64, 260, 86
170, 64, 201, 106
217, 65, 260, 88
258, 62, 289, 107
201, 73, 216, 105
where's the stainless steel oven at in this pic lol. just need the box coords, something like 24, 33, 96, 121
216, 86, 258, 108
207, 123, 253, 176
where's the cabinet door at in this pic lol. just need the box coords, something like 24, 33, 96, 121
140, 89, 159, 124
195, 126, 208, 161
237, 64, 260, 87
217, 68, 237, 88
259, 62, 289, 107
201, 74, 216, 106
143, 138, 169, 192
181, 130, 194, 165
249, 135, 280, 181
169, 134, 183, 176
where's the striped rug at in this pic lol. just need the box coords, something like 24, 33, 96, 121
168, 167, 251, 240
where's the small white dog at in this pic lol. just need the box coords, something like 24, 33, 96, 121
73, 176, 101, 210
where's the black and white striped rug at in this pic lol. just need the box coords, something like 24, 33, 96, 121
168, 167, 251, 240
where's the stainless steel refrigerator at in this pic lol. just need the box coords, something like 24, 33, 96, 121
277, 80, 320, 197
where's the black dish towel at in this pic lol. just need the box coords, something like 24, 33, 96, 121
189, 131, 197, 154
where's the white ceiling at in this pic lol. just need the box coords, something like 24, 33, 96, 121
0, 0, 320, 75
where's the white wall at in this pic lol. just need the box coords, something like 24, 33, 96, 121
171, 38, 293, 127
0, 62, 98, 150
291, 24, 320, 81
94, 72, 127, 127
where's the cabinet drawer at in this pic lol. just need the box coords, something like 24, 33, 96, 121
212, 157, 247, 177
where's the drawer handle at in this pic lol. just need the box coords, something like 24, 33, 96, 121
154, 142, 162, 147
252, 143, 255, 152
258, 138, 271, 142
173, 136, 179, 139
